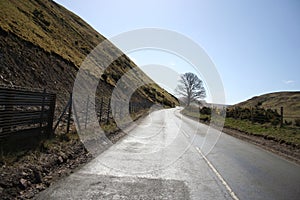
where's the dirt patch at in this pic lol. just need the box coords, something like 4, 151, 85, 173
0, 129, 92, 199
36, 173, 190, 200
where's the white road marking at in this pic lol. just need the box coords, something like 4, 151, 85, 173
195, 147, 239, 200
172, 109, 190, 138
181, 129, 190, 138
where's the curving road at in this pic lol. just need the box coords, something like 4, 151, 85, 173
37, 108, 300, 200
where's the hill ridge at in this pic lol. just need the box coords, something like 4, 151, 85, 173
234, 91, 300, 120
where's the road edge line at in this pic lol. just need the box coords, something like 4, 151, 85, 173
195, 147, 239, 200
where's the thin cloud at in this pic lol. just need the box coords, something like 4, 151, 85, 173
283, 80, 295, 84
169, 62, 176, 66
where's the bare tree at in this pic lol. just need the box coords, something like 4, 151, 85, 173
176, 72, 206, 106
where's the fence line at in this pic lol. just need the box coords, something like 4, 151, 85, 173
209, 106, 300, 127
54, 93, 154, 133
0, 83, 160, 139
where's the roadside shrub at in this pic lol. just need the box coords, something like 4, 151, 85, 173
101, 74, 107, 81
284, 120, 292, 126
239, 108, 251, 120
200, 107, 211, 115
270, 118, 280, 126
295, 119, 300, 127
226, 108, 235, 118
256, 101, 263, 107
253, 108, 268, 124
201, 116, 210, 123
226, 106, 281, 125
111, 73, 121, 81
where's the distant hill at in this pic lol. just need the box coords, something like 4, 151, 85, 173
233, 92, 300, 121
0, 0, 178, 111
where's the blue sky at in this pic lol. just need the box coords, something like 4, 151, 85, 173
55, 0, 300, 104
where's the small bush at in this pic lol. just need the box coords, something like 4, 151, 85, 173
271, 118, 280, 126
295, 119, 300, 127
200, 107, 211, 115
101, 74, 107, 81
284, 120, 292, 126
201, 116, 210, 123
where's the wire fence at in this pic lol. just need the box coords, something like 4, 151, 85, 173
54, 93, 155, 134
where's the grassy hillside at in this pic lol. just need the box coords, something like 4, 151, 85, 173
234, 92, 300, 121
0, 0, 103, 67
0, 0, 178, 107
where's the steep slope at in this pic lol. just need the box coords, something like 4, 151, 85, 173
0, 0, 178, 111
0, 1, 179, 198
234, 91, 300, 120
0, 0, 101, 67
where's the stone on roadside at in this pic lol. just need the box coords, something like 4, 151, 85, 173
20, 178, 29, 189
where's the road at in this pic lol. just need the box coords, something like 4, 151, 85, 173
37, 108, 300, 200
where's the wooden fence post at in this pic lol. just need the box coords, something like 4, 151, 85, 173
251, 107, 254, 124
113, 101, 117, 119
235, 107, 238, 119
66, 93, 72, 134
280, 107, 283, 128
85, 95, 90, 129
129, 102, 131, 114
132, 103, 134, 113
47, 93, 56, 137
106, 100, 110, 124
40, 89, 46, 130
72, 97, 81, 133
99, 98, 103, 122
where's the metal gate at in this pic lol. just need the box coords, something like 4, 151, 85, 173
0, 87, 56, 140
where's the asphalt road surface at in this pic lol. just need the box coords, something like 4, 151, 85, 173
37, 108, 300, 200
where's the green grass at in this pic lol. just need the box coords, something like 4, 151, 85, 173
224, 118, 300, 146
181, 107, 300, 147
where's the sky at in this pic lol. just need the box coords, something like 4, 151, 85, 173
54, 0, 300, 105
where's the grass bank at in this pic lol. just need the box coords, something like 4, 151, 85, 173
181, 107, 300, 147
